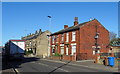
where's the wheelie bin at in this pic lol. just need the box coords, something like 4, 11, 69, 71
108, 57, 115, 67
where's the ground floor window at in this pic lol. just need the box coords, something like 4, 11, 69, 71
52, 47, 55, 54
93, 50, 95, 55
55, 46, 58, 53
60, 47, 64, 55
71, 45, 76, 55
66, 47, 68, 55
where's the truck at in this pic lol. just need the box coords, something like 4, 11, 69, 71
4, 40, 26, 60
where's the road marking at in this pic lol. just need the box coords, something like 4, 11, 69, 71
54, 67, 69, 72
41, 59, 91, 69
41, 59, 66, 64
15, 68, 19, 73
41, 59, 89, 68
68, 63, 89, 68
38, 63, 49, 67
31, 61, 49, 67
31, 60, 69, 72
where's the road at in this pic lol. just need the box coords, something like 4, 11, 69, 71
2, 56, 110, 74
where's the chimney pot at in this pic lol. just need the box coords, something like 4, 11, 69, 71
74, 17, 78, 26
64, 25, 68, 29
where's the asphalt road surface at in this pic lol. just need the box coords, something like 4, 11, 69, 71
2, 56, 110, 74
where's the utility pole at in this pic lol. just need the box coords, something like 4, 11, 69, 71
47, 15, 52, 57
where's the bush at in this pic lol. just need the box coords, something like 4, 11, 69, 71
54, 53, 61, 56
24, 50, 33, 55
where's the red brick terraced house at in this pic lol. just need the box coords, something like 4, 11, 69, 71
50, 17, 110, 61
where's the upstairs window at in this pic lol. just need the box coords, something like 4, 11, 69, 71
66, 33, 69, 42
61, 34, 64, 42
71, 45, 76, 55
72, 31, 76, 41
52, 36, 55, 43
56, 35, 59, 43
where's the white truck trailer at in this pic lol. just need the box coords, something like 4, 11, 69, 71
5, 40, 26, 60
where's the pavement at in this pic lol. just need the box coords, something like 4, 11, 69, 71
42, 58, 119, 72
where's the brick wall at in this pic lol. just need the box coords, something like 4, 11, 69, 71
50, 19, 110, 61
79, 19, 110, 59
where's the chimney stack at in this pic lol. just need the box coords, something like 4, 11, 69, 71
74, 17, 78, 26
39, 29, 42, 34
64, 25, 68, 29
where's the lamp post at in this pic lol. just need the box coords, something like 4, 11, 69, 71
47, 15, 52, 57
47, 16, 52, 32
94, 25, 100, 63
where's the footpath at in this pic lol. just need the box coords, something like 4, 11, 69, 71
42, 58, 119, 72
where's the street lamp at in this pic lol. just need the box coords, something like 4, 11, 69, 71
47, 15, 52, 57
47, 15, 52, 32
94, 32, 100, 63
94, 33, 99, 53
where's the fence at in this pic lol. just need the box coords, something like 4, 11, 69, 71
114, 52, 120, 58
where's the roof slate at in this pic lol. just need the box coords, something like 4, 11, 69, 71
51, 19, 96, 36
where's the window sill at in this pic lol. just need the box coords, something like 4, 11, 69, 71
71, 40, 76, 42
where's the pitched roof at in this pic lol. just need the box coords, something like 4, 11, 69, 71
51, 19, 96, 36
23, 30, 51, 40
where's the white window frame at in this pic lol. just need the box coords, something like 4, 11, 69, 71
52, 36, 55, 43
60, 47, 64, 55
66, 33, 69, 42
66, 47, 68, 55
71, 45, 76, 55
93, 50, 95, 55
72, 31, 76, 41
61, 34, 64, 42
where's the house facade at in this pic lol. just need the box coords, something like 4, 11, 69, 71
111, 45, 120, 58
50, 17, 110, 61
22, 29, 51, 58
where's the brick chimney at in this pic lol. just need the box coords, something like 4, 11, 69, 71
74, 17, 78, 26
64, 25, 68, 29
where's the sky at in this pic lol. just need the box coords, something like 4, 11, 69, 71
2, 2, 118, 46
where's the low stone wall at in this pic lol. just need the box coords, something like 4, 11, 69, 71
99, 58, 119, 67
50, 55, 76, 61
63, 55, 72, 61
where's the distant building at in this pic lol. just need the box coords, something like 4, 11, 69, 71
22, 29, 51, 58
111, 45, 120, 58
50, 17, 110, 61
0, 46, 4, 53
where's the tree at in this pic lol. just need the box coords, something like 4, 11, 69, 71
109, 32, 117, 40
110, 37, 120, 46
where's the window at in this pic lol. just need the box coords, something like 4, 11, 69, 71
66, 47, 68, 55
60, 47, 64, 55
55, 46, 58, 52
61, 34, 64, 42
66, 33, 69, 42
30, 41, 32, 46
52, 47, 55, 53
56, 35, 59, 42
93, 50, 95, 55
52, 36, 55, 43
71, 45, 76, 55
72, 31, 76, 41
